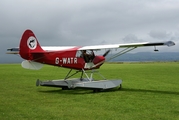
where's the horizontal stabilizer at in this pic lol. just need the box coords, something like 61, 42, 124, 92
6, 48, 19, 54
21, 60, 43, 70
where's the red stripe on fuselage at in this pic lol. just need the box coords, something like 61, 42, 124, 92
33, 47, 85, 70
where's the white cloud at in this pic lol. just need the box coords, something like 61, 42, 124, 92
149, 30, 169, 39
122, 34, 144, 43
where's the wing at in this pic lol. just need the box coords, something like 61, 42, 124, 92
78, 41, 175, 62
78, 41, 175, 50
7, 41, 175, 54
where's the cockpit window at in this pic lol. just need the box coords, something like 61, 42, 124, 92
78, 50, 95, 62
76, 50, 82, 57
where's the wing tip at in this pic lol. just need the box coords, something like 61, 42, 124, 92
165, 41, 175, 47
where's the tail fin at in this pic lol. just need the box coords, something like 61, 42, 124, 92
19, 29, 44, 60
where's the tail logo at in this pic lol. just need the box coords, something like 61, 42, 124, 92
27, 36, 37, 50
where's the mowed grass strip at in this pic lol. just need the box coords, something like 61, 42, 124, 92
0, 62, 179, 120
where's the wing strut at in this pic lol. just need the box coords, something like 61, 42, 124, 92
106, 47, 136, 61
63, 68, 107, 82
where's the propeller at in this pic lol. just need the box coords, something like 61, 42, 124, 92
103, 50, 110, 57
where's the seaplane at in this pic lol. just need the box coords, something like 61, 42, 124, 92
7, 29, 175, 92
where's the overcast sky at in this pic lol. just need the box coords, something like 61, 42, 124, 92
1, 0, 179, 63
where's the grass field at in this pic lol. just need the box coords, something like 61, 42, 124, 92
0, 62, 179, 120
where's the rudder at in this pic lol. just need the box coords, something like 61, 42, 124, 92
19, 29, 44, 60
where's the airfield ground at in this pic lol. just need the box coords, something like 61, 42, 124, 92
0, 62, 179, 120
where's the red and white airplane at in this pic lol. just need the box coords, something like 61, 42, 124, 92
7, 29, 175, 91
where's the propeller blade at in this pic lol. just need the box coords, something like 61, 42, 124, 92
103, 50, 110, 57
91, 60, 105, 68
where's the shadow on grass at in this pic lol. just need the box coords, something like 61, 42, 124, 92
121, 88, 179, 95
